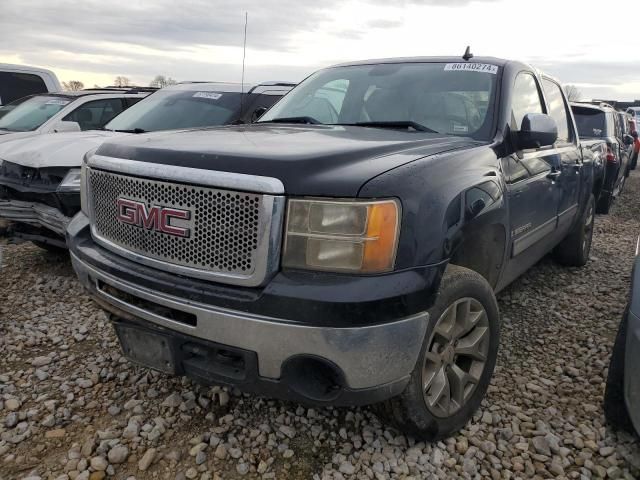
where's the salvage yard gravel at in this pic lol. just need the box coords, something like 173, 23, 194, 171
1, 177, 640, 479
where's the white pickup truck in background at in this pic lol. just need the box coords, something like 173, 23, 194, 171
0, 63, 62, 106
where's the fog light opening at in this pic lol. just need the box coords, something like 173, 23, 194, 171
282, 356, 345, 402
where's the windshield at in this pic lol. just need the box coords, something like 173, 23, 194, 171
0, 95, 72, 132
105, 89, 244, 132
259, 62, 498, 139
572, 107, 606, 138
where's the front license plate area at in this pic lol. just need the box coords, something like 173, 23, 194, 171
115, 325, 177, 374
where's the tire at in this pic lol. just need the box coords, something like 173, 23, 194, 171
553, 194, 595, 267
32, 240, 68, 255
596, 191, 612, 214
604, 308, 633, 432
377, 265, 500, 441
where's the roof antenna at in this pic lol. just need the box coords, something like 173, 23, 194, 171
239, 12, 248, 121
463, 46, 473, 61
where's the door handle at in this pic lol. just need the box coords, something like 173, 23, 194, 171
547, 170, 561, 180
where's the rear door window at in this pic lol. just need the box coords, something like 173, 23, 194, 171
0, 72, 48, 106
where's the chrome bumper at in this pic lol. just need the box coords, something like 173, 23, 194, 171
70, 252, 429, 390
0, 199, 71, 236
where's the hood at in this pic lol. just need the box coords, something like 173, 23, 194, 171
0, 131, 39, 144
96, 124, 483, 196
0, 130, 124, 168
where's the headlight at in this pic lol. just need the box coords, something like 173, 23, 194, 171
57, 168, 82, 192
282, 198, 400, 273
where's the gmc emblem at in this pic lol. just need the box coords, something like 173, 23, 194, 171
116, 198, 191, 238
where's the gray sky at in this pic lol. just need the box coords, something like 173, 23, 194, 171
1, 0, 638, 100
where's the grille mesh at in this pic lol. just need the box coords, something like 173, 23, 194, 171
89, 169, 262, 275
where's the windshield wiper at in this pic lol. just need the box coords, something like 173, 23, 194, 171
259, 116, 321, 125
113, 128, 147, 134
342, 121, 437, 133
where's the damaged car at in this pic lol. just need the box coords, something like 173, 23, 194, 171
0, 81, 295, 250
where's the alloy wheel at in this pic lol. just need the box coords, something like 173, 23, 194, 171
422, 297, 490, 417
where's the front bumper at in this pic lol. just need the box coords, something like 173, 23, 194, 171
0, 198, 71, 236
625, 309, 640, 433
68, 213, 439, 405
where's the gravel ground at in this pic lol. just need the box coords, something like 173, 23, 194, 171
1, 177, 640, 480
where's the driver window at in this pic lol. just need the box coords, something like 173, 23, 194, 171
511, 73, 544, 130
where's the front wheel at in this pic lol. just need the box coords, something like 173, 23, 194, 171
378, 265, 500, 440
553, 194, 595, 267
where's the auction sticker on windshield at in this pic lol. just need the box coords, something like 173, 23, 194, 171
444, 63, 498, 74
193, 92, 223, 100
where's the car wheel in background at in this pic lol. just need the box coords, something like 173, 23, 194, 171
378, 265, 500, 441
553, 194, 594, 267
604, 308, 633, 432
32, 240, 67, 255
596, 191, 613, 214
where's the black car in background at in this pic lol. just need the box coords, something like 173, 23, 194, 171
571, 102, 633, 214
605, 237, 640, 436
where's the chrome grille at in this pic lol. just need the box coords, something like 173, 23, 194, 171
88, 167, 283, 286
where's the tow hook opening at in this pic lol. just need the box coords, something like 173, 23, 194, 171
281, 356, 345, 402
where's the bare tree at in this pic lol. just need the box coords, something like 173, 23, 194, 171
113, 76, 131, 87
62, 80, 84, 91
565, 84, 582, 102
149, 75, 178, 88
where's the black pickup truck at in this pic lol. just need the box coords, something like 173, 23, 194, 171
68, 56, 596, 440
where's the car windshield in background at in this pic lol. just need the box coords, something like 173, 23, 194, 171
105, 90, 244, 132
0, 95, 72, 132
572, 107, 606, 138
258, 62, 498, 139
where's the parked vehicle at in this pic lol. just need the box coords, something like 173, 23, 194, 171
618, 111, 635, 172
632, 131, 640, 171
626, 106, 640, 129
604, 236, 640, 435
0, 64, 61, 107
571, 102, 633, 214
0, 87, 154, 144
0, 81, 295, 250
68, 56, 596, 440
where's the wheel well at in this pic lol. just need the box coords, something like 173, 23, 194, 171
449, 224, 506, 289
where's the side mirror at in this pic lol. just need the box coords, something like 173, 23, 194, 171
516, 113, 558, 150
251, 107, 268, 123
52, 121, 81, 133
623, 134, 634, 146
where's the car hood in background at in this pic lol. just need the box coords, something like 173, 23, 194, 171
0, 130, 124, 168
0, 131, 40, 144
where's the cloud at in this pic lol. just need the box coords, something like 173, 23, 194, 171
0, 1, 333, 53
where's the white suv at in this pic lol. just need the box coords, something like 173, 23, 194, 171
0, 87, 154, 144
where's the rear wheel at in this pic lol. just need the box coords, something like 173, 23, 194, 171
604, 309, 633, 432
378, 265, 500, 440
553, 194, 594, 267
